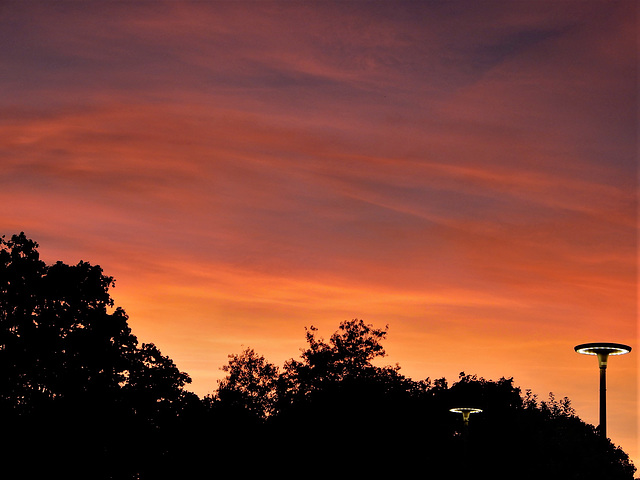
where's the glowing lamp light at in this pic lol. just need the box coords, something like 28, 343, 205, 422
574, 342, 632, 438
574, 343, 631, 362
449, 407, 483, 426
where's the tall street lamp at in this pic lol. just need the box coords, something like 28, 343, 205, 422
574, 342, 632, 438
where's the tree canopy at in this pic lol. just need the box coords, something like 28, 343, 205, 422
1, 233, 195, 479
1, 232, 636, 480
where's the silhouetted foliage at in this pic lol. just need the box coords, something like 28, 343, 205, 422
2, 233, 636, 479
212, 347, 279, 420
212, 321, 637, 479
1, 233, 194, 479
277, 319, 409, 407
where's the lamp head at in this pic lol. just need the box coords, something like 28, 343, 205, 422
575, 342, 631, 368
450, 407, 483, 423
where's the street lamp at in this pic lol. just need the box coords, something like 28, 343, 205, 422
574, 342, 632, 438
449, 407, 483, 427
450, 407, 483, 475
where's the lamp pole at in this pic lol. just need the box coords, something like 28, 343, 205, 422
574, 342, 631, 438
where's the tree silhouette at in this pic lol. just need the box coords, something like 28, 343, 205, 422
0, 234, 138, 412
213, 347, 279, 420
0, 233, 193, 479
277, 319, 409, 405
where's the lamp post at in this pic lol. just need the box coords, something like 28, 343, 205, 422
574, 342, 631, 438
450, 407, 482, 473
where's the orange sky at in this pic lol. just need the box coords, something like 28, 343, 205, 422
1, 0, 637, 466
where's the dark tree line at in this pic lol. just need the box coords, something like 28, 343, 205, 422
1, 233, 636, 479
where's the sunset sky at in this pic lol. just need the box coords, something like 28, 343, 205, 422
1, 0, 637, 465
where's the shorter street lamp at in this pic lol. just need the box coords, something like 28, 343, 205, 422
450, 407, 483, 475
449, 407, 483, 427
574, 342, 632, 438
